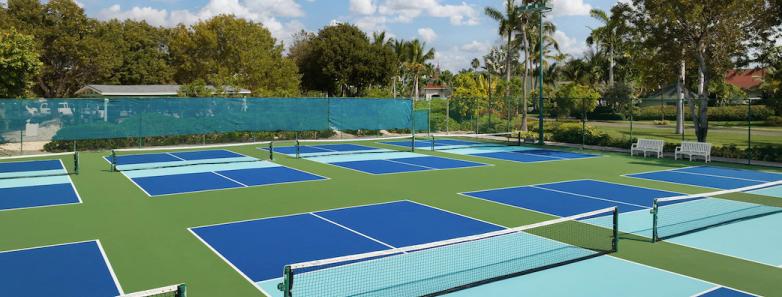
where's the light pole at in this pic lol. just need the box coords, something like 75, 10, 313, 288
519, 0, 551, 145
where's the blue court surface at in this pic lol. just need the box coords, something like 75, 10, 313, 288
463, 179, 782, 267
384, 139, 598, 164
265, 144, 488, 175
107, 149, 326, 196
626, 166, 782, 190
0, 159, 81, 211
189, 200, 747, 297
0, 240, 123, 297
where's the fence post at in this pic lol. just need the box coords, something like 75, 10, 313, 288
747, 98, 752, 165
581, 98, 586, 150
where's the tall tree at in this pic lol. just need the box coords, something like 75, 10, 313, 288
635, 0, 769, 141
298, 23, 394, 97
99, 19, 174, 85
485, 0, 520, 99
169, 15, 299, 96
0, 27, 41, 97
516, 11, 559, 131
6, 0, 121, 97
400, 39, 435, 100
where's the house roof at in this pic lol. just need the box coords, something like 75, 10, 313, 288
424, 83, 448, 90
725, 69, 766, 90
74, 84, 252, 97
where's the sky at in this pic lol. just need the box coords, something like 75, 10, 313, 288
64, 0, 623, 72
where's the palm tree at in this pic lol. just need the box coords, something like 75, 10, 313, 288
586, 8, 624, 87
471, 58, 481, 72
485, 0, 521, 100
517, 14, 559, 129
401, 39, 435, 101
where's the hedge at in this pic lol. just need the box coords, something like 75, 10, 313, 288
633, 105, 774, 121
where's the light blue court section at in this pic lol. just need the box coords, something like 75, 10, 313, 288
463, 180, 680, 236
676, 166, 782, 182
126, 162, 325, 196
190, 201, 504, 295
445, 256, 723, 297
111, 152, 325, 196
304, 151, 487, 175
263, 143, 392, 158
656, 198, 782, 267
627, 166, 782, 190
433, 145, 598, 164
0, 159, 80, 211
108, 149, 256, 171
749, 185, 782, 198
0, 241, 121, 297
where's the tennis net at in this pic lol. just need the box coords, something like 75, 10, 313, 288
428, 132, 520, 152
111, 141, 271, 172
294, 135, 414, 158
278, 207, 618, 297
652, 181, 782, 241
118, 284, 187, 297
0, 151, 79, 180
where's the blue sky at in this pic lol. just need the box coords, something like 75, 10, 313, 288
72, 0, 622, 71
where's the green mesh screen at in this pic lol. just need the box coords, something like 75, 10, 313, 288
0, 98, 421, 141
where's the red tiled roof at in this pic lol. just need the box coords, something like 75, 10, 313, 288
725, 69, 766, 90
424, 83, 447, 89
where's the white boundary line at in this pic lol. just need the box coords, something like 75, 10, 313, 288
467, 150, 602, 164
0, 240, 126, 296
96, 239, 125, 295
114, 161, 330, 198
529, 185, 648, 209
185, 200, 416, 297
310, 213, 398, 250
326, 156, 492, 176
622, 173, 725, 190
460, 180, 782, 268
674, 170, 770, 183
212, 171, 249, 187
186, 228, 271, 297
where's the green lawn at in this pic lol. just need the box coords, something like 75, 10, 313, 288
1, 142, 782, 296
581, 120, 782, 148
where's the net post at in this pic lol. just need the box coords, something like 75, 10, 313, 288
176, 284, 188, 297
296, 139, 301, 158
269, 141, 275, 161
612, 207, 619, 252
73, 152, 80, 175
111, 150, 117, 172
651, 199, 659, 242
431, 135, 435, 151
278, 265, 293, 297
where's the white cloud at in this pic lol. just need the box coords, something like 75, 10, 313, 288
550, 0, 592, 17
350, 0, 376, 15
436, 40, 492, 72
552, 30, 588, 56
355, 16, 388, 32
376, 0, 480, 26
417, 27, 437, 43
460, 40, 491, 53
96, 0, 306, 45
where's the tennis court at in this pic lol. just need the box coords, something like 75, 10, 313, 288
0, 154, 81, 211
627, 166, 782, 189
463, 179, 782, 267
382, 135, 598, 164
107, 149, 326, 196
265, 141, 488, 175
189, 200, 749, 297
0, 240, 122, 297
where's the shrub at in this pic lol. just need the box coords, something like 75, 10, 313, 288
765, 116, 782, 126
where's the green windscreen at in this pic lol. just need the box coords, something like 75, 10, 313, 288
0, 97, 423, 141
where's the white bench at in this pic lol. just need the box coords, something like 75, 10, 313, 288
675, 141, 712, 162
631, 139, 664, 158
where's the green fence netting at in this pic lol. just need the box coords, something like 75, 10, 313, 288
0, 97, 423, 142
